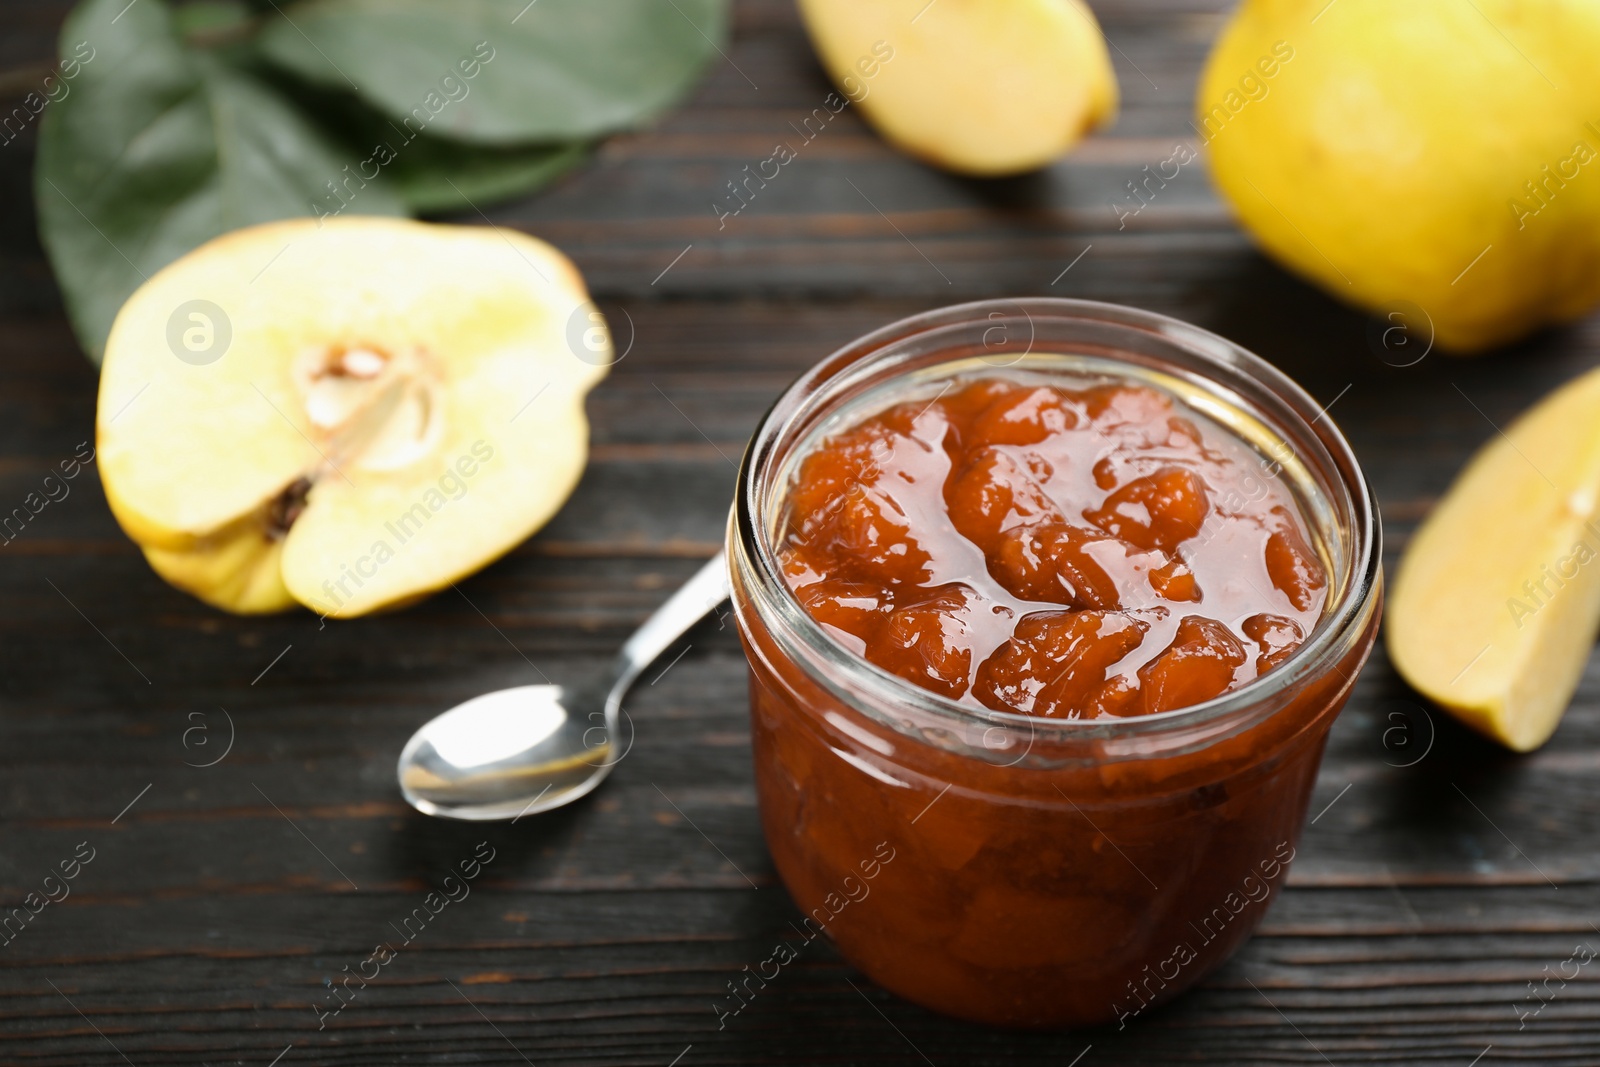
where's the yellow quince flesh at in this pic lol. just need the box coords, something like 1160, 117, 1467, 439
797, 0, 1118, 176
1200, 0, 1600, 352
96, 217, 608, 617
1388, 367, 1600, 751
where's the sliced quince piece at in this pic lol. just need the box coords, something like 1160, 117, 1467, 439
1388, 367, 1600, 750
96, 216, 607, 617
796, 0, 1118, 176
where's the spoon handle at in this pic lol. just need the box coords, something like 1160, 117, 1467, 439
615, 551, 730, 691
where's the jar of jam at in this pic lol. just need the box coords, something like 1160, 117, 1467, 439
728, 299, 1381, 1029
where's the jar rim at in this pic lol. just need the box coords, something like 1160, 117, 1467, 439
731, 297, 1382, 747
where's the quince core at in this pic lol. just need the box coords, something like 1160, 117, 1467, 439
96, 217, 608, 616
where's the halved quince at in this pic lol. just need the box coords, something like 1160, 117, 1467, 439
796, 0, 1118, 176
96, 217, 608, 616
1388, 367, 1600, 751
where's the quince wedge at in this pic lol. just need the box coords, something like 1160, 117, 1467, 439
96, 216, 609, 617
1387, 367, 1600, 751
1199, 0, 1600, 352
797, 0, 1118, 176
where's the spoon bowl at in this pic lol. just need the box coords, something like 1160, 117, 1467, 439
399, 684, 609, 820
397, 553, 729, 821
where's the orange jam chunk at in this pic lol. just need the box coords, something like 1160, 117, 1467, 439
779, 376, 1328, 719
973, 610, 1147, 718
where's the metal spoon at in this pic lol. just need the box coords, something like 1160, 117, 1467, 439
398, 552, 730, 821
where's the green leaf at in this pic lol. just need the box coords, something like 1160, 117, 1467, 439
258, 0, 727, 144
293, 85, 591, 213
170, 0, 255, 39
389, 138, 588, 214
36, 0, 406, 363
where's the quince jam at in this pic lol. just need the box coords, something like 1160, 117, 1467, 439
778, 375, 1328, 718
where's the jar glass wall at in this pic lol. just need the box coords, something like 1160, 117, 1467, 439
729, 299, 1382, 1029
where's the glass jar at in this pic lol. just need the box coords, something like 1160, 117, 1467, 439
728, 298, 1382, 1029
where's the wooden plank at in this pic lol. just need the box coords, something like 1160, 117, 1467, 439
4, 890, 1600, 1065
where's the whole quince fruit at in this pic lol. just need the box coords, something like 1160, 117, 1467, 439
96, 217, 609, 616
1199, 0, 1600, 352
798, 0, 1118, 176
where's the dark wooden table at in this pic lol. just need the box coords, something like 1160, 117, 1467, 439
5, 1, 1600, 1063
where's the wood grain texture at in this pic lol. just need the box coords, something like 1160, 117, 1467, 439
3, 0, 1600, 1062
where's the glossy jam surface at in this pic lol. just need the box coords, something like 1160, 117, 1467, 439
778, 375, 1328, 718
